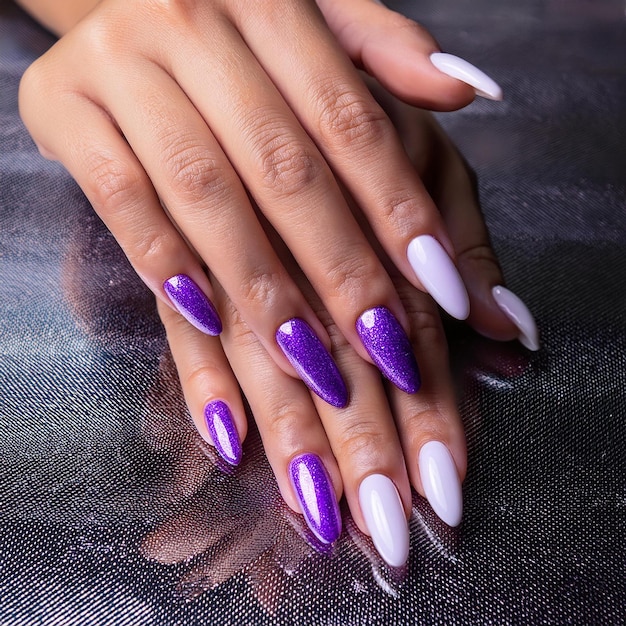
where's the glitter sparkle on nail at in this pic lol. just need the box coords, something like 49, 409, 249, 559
356, 306, 421, 394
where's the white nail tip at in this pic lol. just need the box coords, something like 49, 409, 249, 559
359, 474, 409, 567
407, 235, 470, 320
418, 441, 463, 527
430, 52, 503, 101
492, 285, 540, 351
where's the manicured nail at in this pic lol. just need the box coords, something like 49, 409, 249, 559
289, 454, 342, 545
356, 307, 420, 394
359, 474, 409, 567
276, 318, 348, 408
407, 235, 470, 320
430, 52, 503, 101
492, 285, 540, 351
163, 274, 222, 336
418, 441, 463, 527
204, 400, 242, 466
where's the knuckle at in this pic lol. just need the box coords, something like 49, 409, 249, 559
316, 82, 388, 148
406, 408, 449, 442
379, 194, 420, 228
324, 252, 379, 302
334, 421, 388, 461
86, 155, 145, 217
257, 131, 324, 197
238, 266, 284, 310
128, 227, 178, 268
19, 60, 44, 105
165, 142, 228, 204
221, 299, 257, 347
267, 403, 308, 442
183, 363, 224, 391
406, 306, 448, 355
321, 317, 350, 352
456, 243, 500, 270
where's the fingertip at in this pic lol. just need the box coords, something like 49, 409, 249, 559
203, 399, 245, 466
356, 12, 477, 110
417, 440, 464, 527
491, 285, 541, 351
429, 52, 503, 102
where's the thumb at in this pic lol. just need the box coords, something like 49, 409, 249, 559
318, 0, 502, 110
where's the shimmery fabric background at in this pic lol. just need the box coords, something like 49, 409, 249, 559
1, 0, 625, 623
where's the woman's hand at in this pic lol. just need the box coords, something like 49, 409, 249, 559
18, 0, 505, 406
156, 99, 539, 567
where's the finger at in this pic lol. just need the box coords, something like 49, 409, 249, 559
426, 120, 540, 350
20, 36, 349, 406
156, 298, 247, 466
149, 15, 428, 385
217, 246, 413, 566
319, 0, 503, 108
19, 57, 223, 338
312, 316, 414, 568
389, 279, 467, 528
226, 2, 470, 321
214, 282, 344, 546
81, 55, 353, 405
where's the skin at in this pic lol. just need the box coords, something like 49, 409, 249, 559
158, 103, 514, 536
16, 0, 521, 538
17, 0, 512, 378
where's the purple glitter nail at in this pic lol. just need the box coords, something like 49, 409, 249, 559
276, 318, 348, 408
289, 453, 342, 545
356, 307, 421, 394
163, 274, 222, 336
204, 400, 242, 466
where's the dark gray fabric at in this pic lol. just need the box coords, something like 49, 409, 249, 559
1, 0, 625, 623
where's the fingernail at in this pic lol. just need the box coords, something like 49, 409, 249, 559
356, 307, 421, 394
163, 274, 222, 336
289, 453, 342, 544
204, 400, 242, 466
492, 285, 540, 351
430, 52, 503, 101
418, 441, 463, 527
276, 318, 348, 408
359, 474, 409, 567
407, 235, 470, 320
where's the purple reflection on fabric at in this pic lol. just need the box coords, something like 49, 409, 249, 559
289, 454, 342, 545
163, 274, 222, 336
356, 307, 421, 394
275, 318, 348, 408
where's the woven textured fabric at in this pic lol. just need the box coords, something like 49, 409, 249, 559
1, 0, 624, 623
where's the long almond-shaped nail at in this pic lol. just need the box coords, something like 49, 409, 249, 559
418, 441, 463, 527
430, 52, 503, 101
407, 235, 470, 320
289, 453, 342, 544
356, 307, 420, 394
492, 285, 540, 351
163, 274, 222, 336
204, 400, 242, 466
276, 318, 348, 408
359, 474, 409, 567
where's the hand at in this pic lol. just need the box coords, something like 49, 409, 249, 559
19, 0, 505, 406
156, 97, 539, 567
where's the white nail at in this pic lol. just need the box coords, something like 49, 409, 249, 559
492, 285, 540, 351
418, 441, 463, 527
407, 235, 470, 320
359, 474, 409, 567
430, 52, 503, 101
